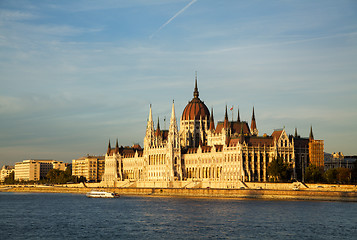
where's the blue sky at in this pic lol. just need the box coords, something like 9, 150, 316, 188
1, 0, 356, 165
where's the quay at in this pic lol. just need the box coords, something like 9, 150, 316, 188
1, 183, 356, 202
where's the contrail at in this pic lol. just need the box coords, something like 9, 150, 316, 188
150, 0, 197, 38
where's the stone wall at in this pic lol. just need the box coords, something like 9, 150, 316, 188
2, 184, 356, 201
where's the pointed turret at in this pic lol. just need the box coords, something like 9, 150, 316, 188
251, 106, 258, 136
237, 106, 240, 122
168, 100, 179, 148
144, 104, 155, 148
155, 117, 161, 136
309, 126, 314, 140
193, 71, 199, 99
209, 107, 215, 131
107, 139, 111, 155
224, 105, 229, 129
115, 138, 119, 154
170, 100, 176, 121
294, 128, 298, 138
148, 104, 153, 123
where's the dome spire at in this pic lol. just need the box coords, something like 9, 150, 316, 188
193, 71, 199, 99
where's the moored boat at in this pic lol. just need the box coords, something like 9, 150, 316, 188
86, 191, 119, 198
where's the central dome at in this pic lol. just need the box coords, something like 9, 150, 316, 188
181, 78, 210, 121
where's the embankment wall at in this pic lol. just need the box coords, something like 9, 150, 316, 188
2, 185, 356, 202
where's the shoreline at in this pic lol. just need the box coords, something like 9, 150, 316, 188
1, 185, 357, 202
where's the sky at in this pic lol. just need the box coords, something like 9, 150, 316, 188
1, 0, 356, 166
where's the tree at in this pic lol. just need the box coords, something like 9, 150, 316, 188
4, 171, 15, 184
324, 168, 337, 183
267, 157, 292, 182
350, 160, 357, 183
46, 169, 62, 183
304, 165, 324, 183
336, 167, 351, 184
45, 168, 75, 184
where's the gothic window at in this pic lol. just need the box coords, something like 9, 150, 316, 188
195, 133, 199, 147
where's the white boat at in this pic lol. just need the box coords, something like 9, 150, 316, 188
86, 191, 120, 198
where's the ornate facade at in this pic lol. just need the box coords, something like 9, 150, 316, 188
102, 77, 318, 187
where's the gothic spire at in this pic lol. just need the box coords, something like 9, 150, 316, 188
193, 72, 199, 99
294, 128, 298, 138
251, 106, 257, 135
157, 117, 160, 130
170, 100, 176, 121
237, 106, 240, 122
224, 105, 229, 129
148, 104, 153, 123
115, 138, 119, 154
168, 100, 179, 148
144, 104, 155, 148
169, 100, 178, 134
209, 107, 215, 131
107, 139, 111, 155
309, 126, 314, 140
155, 117, 161, 136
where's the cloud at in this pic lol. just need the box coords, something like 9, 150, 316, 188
0, 9, 37, 22
0, 96, 25, 115
150, 0, 197, 38
201, 31, 357, 55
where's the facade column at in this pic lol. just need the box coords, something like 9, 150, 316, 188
257, 151, 261, 182
251, 151, 255, 181
245, 153, 250, 181
263, 151, 267, 182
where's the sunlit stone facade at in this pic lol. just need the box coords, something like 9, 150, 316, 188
101, 77, 319, 187
72, 156, 105, 182
14, 159, 65, 181
0, 165, 14, 182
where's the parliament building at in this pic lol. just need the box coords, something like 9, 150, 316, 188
101, 77, 323, 187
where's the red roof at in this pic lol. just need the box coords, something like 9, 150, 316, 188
271, 130, 283, 140
181, 97, 210, 121
246, 136, 274, 147
107, 145, 143, 157
215, 121, 250, 135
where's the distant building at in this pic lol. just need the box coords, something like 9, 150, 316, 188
1, 165, 14, 182
308, 127, 324, 168
65, 163, 72, 171
324, 152, 356, 170
14, 160, 65, 181
72, 156, 105, 182
291, 130, 309, 181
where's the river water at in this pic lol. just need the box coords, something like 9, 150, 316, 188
0, 192, 356, 239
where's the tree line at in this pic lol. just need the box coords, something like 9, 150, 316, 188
267, 156, 357, 184
2, 168, 86, 185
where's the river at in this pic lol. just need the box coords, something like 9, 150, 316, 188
0, 192, 356, 239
